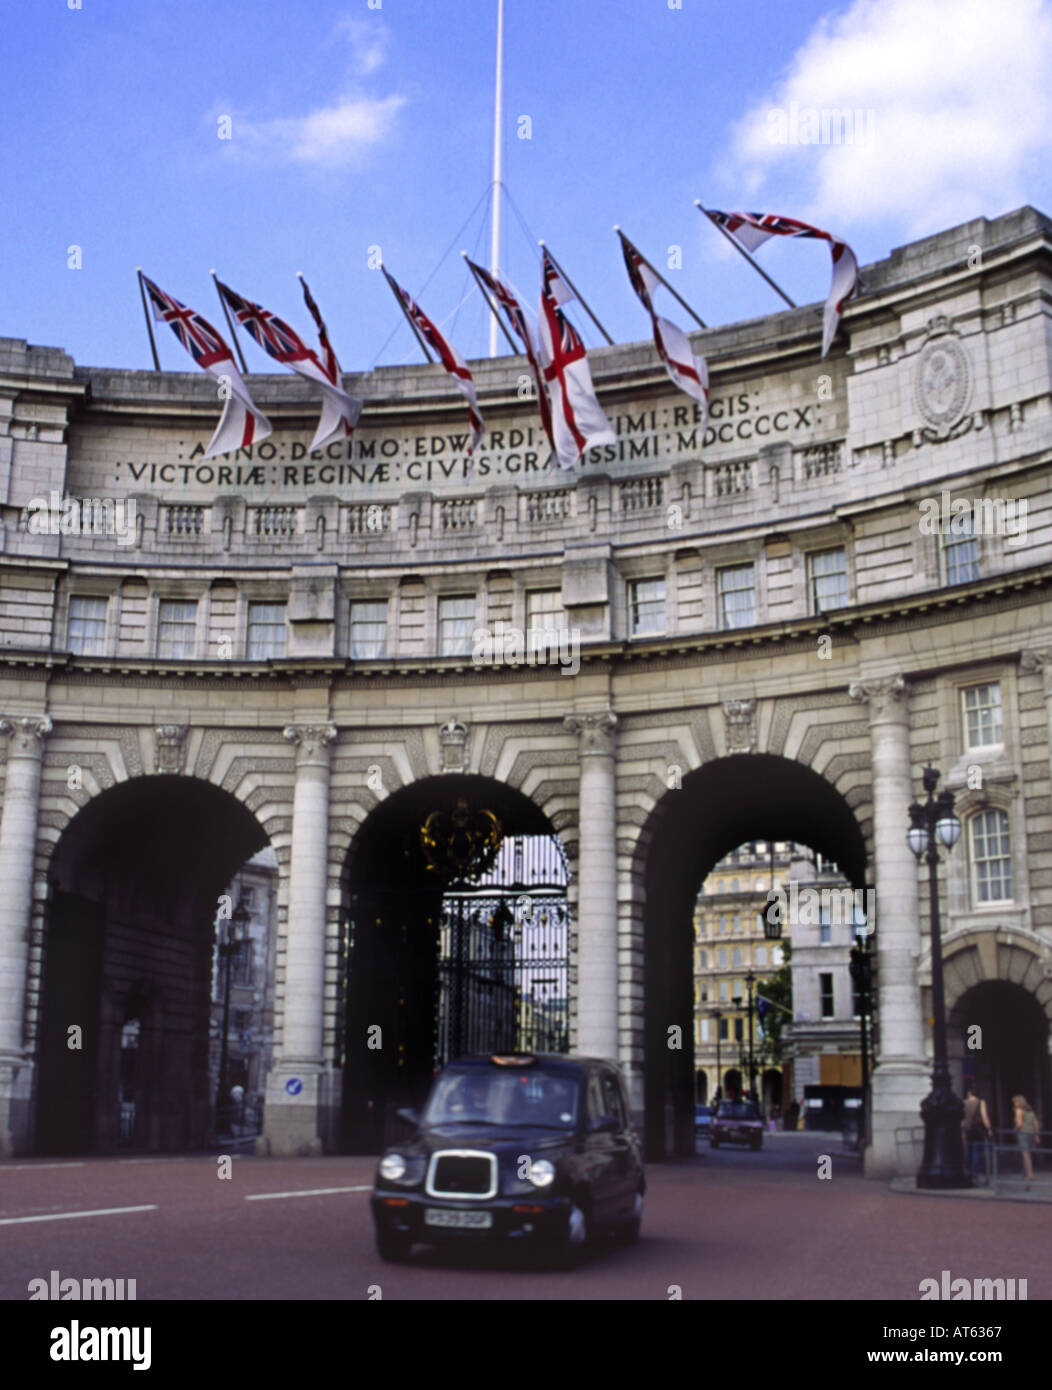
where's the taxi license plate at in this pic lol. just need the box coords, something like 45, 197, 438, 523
424, 1208, 493, 1229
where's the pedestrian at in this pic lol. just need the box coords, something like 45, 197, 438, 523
961, 1086, 992, 1183
1012, 1094, 1041, 1188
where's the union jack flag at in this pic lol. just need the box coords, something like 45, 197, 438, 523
704, 209, 858, 357
141, 273, 271, 458
466, 258, 553, 450
383, 267, 483, 454
216, 281, 319, 370
217, 277, 362, 450
618, 230, 708, 417
143, 275, 235, 372
537, 250, 615, 469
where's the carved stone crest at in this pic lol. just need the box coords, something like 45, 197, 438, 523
722, 699, 756, 754
914, 318, 972, 442
439, 718, 469, 772
154, 724, 187, 775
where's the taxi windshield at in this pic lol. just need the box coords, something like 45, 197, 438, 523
425, 1068, 580, 1129
717, 1101, 760, 1119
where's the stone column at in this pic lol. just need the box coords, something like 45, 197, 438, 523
564, 711, 618, 1059
849, 675, 927, 1176
1021, 648, 1052, 757
0, 714, 51, 1156
264, 723, 336, 1156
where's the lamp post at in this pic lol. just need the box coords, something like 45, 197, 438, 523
907, 765, 969, 1188
215, 898, 250, 1137
713, 1008, 723, 1105
745, 969, 757, 1102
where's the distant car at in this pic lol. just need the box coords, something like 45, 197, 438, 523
711, 1099, 764, 1150
371, 1053, 645, 1266
694, 1104, 714, 1133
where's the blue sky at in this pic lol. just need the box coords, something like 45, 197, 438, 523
3, 0, 1051, 373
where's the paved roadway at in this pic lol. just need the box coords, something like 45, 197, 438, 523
2, 1132, 1048, 1301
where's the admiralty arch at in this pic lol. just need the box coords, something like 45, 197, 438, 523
1, 205, 1050, 1175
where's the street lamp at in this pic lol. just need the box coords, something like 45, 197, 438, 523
215, 897, 251, 1137
713, 1008, 723, 1106
745, 970, 757, 1102
906, 765, 967, 1188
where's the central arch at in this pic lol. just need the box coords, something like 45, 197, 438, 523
340, 774, 569, 1152
636, 753, 869, 1159
36, 776, 269, 1154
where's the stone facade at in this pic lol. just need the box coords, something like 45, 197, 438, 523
1, 207, 1051, 1172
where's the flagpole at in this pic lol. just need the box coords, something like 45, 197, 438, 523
538, 240, 613, 345
488, 0, 505, 358
381, 266, 435, 364
136, 268, 160, 372
695, 202, 797, 309
210, 270, 251, 374
462, 252, 518, 354
614, 226, 707, 329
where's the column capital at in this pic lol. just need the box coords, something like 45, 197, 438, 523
283, 724, 337, 763
849, 674, 907, 723
0, 714, 52, 757
1020, 648, 1052, 685
564, 710, 617, 756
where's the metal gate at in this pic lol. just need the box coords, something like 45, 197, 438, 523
435, 835, 571, 1066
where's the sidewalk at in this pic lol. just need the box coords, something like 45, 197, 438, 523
890, 1176, 1052, 1204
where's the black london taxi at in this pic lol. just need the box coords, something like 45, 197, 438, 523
371, 1054, 645, 1265
710, 1098, 764, 1150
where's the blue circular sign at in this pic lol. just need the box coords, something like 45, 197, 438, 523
285, 1078, 303, 1096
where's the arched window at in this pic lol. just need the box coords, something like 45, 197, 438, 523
730, 877, 740, 892
699, 949, 708, 969
717, 947, 728, 968
755, 945, 767, 966
970, 809, 1012, 903
732, 947, 743, 968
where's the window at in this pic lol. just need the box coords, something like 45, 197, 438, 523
731, 947, 743, 968
717, 947, 728, 968
234, 1009, 251, 1033
247, 602, 286, 659
942, 518, 980, 585
719, 916, 728, 934
628, 578, 666, 636
717, 564, 755, 629
438, 595, 475, 656
734, 1017, 744, 1042
232, 942, 253, 986
961, 682, 1003, 749
526, 588, 564, 631
718, 1015, 728, 1040
700, 1018, 709, 1043
68, 596, 107, 655
600, 1073, 626, 1128
350, 601, 387, 659
809, 547, 848, 612
718, 981, 730, 1003
732, 914, 741, 934
772, 946, 784, 966
157, 600, 198, 659
730, 878, 740, 893
819, 907, 832, 945
819, 973, 834, 1018
970, 810, 1012, 903
699, 949, 708, 969
755, 945, 767, 967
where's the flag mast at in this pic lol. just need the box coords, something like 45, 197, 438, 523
135, 268, 160, 372
695, 202, 797, 309
488, 0, 505, 357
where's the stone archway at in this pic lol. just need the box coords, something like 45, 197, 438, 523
340, 773, 570, 1152
634, 753, 869, 1160
35, 775, 269, 1154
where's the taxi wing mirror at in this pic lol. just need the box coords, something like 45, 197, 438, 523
396, 1107, 421, 1127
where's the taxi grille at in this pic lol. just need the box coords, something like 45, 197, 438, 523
426, 1151, 497, 1199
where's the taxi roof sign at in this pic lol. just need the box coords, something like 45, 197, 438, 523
490, 1054, 536, 1067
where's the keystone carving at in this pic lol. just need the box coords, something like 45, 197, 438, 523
439, 718, 469, 772
564, 710, 617, 756
154, 724, 187, 775
722, 699, 757, 754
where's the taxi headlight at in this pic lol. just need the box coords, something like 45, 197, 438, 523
379, 1153, 407, 1182
527, 1158, 556, 1188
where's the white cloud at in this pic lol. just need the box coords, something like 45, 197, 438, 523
219, 13, 405, 168
728, 0, 1052, 237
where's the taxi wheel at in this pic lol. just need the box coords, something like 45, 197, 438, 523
376, 1228, 413, 1263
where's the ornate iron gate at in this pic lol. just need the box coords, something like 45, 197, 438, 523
435, 835, 571, 1066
